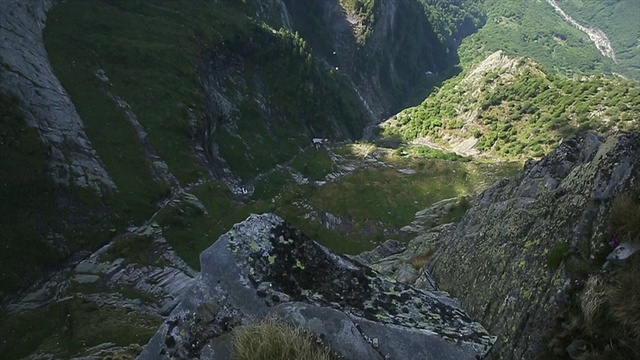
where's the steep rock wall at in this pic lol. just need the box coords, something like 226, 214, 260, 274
365, 131, 640, 359
283, 0, 463, 120
199, 26, 367, 187
0, 0, 114, 191
428, 132, 640, 359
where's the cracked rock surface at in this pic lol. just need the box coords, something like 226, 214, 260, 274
138, 213, 496, 360
362, 131, 640, 360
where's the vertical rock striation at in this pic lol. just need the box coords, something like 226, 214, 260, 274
359, 131, 640, 359
0, 0, 114, 191
427, 132, 640, 359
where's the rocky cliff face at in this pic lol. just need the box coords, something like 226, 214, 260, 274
139, 214, 496, 360
364, 131, 640, 359
282, 0, 470, 120
0, 0, 114, 191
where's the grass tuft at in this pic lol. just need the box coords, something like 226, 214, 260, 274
578, 256, 640, 358
546, 242, 571, 270
580, 275, 609, 333
609, 194, 640, 244
232, 317, 336, 360
409, 248, 436, 270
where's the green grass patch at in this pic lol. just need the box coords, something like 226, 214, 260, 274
290, 148, 337, 181
0, 92, 59, 293
273, 156, 519, 254
309, 164, 465, 229
546, 241, 571, 270
252, 170, 295, 202
100, 234, 158, 267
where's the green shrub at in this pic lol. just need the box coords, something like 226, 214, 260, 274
232, 317, 336, 360
546, 242, 571, 269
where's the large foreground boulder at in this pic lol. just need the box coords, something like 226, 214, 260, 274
138, 214, 495, 359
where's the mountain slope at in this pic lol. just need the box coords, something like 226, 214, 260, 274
0, 0, 370, 294
458, 0, 640, 80
555, 0, 640, 80
364, 131, 640, 360
283, 0, 485, 117
0, 0, 484, 295
383, 51, 640, 159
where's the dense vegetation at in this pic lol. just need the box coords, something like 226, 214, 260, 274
458, 0, 624, 77
384, 54, 640, 159
420, 0, 485, 49
555, 0, 640, 80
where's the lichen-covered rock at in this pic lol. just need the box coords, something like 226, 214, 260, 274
357, 224, 456, 291
399, 198, 460, 234
384, 131, 640, 360
138, 214, 496, 359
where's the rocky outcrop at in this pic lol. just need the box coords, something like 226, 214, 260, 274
8, 221, 197, 316
138, 214, 496, 360
0, 0, 114, 191
364, 131, 640, 359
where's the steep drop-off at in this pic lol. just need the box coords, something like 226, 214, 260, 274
283, 0, 484, 119
365, 131, 640, 359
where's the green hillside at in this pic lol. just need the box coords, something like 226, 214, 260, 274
383, 52, 640, 159
45, 0, 367, 183
555, 0, 640, 80
459, 0, 620, 76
